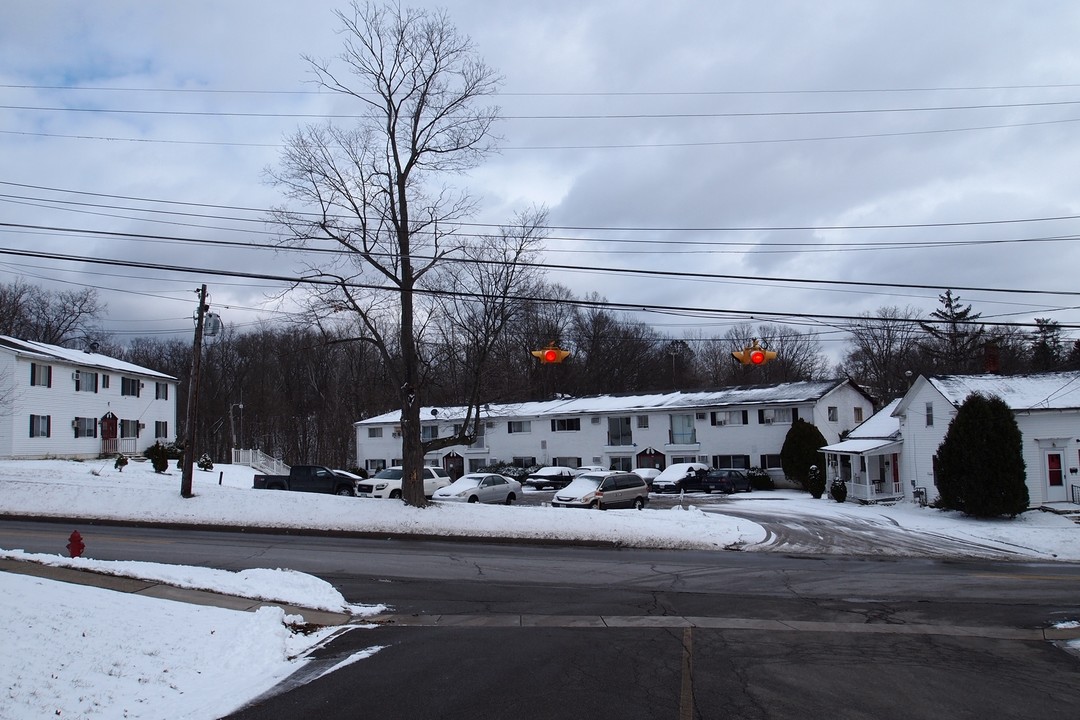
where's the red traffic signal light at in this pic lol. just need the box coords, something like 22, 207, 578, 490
531, 346, 570, 364
732, 340, 776, 366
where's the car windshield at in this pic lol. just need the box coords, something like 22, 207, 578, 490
560, 476, 602, 494
373, 468, 404, 480
445, 476, 482, 489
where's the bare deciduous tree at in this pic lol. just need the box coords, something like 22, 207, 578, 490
268, 1, 534, 506
839, 306, 924, 402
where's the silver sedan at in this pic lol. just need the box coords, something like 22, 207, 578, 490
433, 473, 523, 505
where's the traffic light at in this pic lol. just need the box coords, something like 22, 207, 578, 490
732, 340, 777, 366
531, 346, 570, 364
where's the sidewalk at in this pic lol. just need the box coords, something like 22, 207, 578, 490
0, 557, 354, 627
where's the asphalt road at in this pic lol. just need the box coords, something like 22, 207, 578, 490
2, 519, 1079, 719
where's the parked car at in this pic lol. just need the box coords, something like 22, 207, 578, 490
433, 473, 522, 504
574, 465, 607, 476
651, 462, 710, 494
525, 466, 577, 490
357, 466, 451, 499
632, 467, 662, 487
551, 471, 649, 510
252, 465, 358, 496
702, 469, 753, 494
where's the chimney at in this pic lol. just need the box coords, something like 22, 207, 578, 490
983, 341, 1000, 374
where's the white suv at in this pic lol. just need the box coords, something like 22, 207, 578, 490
357, 466, 451, 499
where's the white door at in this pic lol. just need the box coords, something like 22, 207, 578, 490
1045, 451, 1067, 503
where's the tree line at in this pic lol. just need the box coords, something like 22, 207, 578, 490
3, 280, 1077, 470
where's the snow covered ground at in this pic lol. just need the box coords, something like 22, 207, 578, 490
1, 458, 1078, 719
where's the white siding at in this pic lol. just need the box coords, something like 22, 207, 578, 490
3, 353, 177, 460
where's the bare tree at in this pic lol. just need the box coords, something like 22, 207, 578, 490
839, 306, 924, 402
0, 280, 104, 347
268, 2, 521, 506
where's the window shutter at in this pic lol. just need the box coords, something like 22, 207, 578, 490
792, 408, 800, 422
46, 416, 51, 438
758, 410, 765, 424
47, 365, 52, 387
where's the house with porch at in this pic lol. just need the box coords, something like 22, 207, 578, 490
353, 379, 874, 481
821, 398, 904, 503
892, 372, 1080, 509
0, 335, 178, 460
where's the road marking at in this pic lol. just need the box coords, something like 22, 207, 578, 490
368, 613, 1080, 640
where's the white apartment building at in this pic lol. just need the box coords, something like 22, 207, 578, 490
354, 379, 874, 480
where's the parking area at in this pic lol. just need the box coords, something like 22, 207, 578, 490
517, 487, 735, 509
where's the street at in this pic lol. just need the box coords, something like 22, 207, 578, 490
2, 518, 1079, 718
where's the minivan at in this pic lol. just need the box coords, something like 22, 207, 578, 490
551, 471, 649, 510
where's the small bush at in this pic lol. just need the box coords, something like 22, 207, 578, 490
197, 453, 214, 471
747, 467, 774, 491
144, 442, 170, 473
830, 478, 848, 503
807, 465, 825, 499
114, 453, 129, 472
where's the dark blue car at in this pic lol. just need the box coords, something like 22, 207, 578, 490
703, 469, 753, 494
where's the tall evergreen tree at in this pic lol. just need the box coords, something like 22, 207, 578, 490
919, 290, 985, 373
780, 419, 828, 492
936, 393, 1028, 518
1030, 318, 1063, 372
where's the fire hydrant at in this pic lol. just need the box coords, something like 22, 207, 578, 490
67, 530, 85, 558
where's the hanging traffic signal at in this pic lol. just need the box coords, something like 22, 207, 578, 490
531, 346, 571, 364
732, 340, 776, 366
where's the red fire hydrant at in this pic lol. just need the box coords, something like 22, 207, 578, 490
67, 530, 85, 558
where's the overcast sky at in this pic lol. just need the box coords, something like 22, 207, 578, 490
3, 1, 1080, 363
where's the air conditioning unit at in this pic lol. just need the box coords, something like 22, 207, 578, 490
591, 417, 601, 424
72, 372, 79, 381
715, 420, 726, 426
71, 420, 78, 429
138, 422, 145, 430
763, 418, 772, 424
696, 412, 706, 420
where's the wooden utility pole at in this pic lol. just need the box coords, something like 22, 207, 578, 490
180, 284, 209, 498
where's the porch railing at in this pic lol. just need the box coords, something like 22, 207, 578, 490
232, 448, 289, 475
1072, 484, 1080, 505
101, 438, 138, 456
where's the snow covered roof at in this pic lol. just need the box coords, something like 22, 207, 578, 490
848, 399, 901, 439
356, 379, 861, 425
821, 437, 902, 455
914, 372, 1080, 412
0, 335, 176, 380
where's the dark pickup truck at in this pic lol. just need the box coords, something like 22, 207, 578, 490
252, 465, 359, 496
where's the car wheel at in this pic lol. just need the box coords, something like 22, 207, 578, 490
633, 496, 644, 510
389, 489, 402, 499
590, 500, 601, 510
335, 486, 354, 496
703, 487, 711, 494
505, 493, 515, 505
468, 496, 479, 503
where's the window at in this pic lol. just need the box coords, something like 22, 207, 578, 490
759, 454, 783, 470
551, 418, 581, 432
507, 420, 531, 434
368, 427, 383, 438
553, 456, 582, 468
421, 425, 439, 441
610, 456, 633, 471
121, 377, 141, 397
120, 419, 140, 438
367, 459, 387, 473
712, 410, 747, 426
30, 363, 51, 387
155, 382, 169, 400
74, 370, 98, 393
925, 402, 934, 427
511, 456, 536, 467
853, 407, 864, 423
758, 408, 793, 425
670, 414, 695, 444
101, 375, 110, 389
154, 421, 168, 439
712, 454, 750, 469
636, 415, 649, 429
468, 459, 486, 473
608, 417, 632, 446
74, 417, 97, 438
30, 415, 51, 438
828, 406, 838, 422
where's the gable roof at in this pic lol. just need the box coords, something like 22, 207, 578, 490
357, 378, 865, 425
820, 399, 902, 455
898, 371, 1080, 413
0, 335, 176, 381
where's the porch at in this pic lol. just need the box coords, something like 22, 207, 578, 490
822, 438, 904, 504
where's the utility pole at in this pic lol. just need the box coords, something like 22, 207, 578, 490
180, 285, 209, 498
